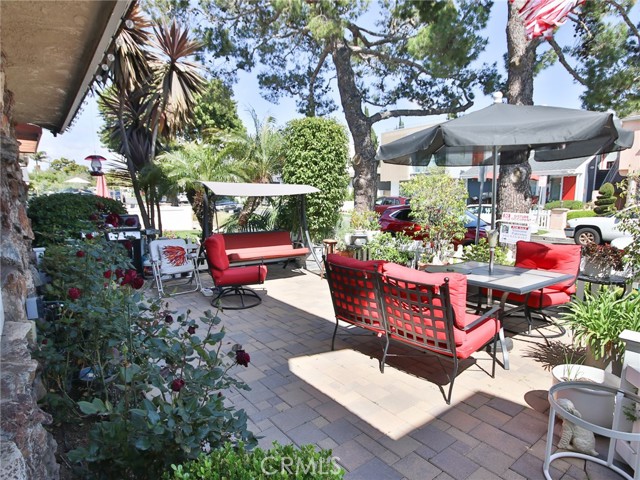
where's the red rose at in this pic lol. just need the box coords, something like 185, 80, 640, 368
68, 288, 81, 300
187, 325, 197, 335
76, 250, 85, 258
104, 270, 112, 279
164, 314, 174, 324
170, 378, 185, 392
125, 217, 136, 227
105, 213, 121, 227
115, 268, 125, 279
86, 233, 94, 240
131, 276, 144, 289
123, 240, 133, 250
235, 349, 250, 367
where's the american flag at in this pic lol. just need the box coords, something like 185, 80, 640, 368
512, 0, 585, 39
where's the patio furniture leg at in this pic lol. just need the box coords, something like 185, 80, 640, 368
331, 320, 339, 351
380, 334, 389, 373
446, 356, 459, 405
498, 327, 509, 370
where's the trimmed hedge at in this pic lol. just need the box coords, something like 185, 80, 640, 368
567, 210, 597, 221
28, 193, 127, 247
544, 200, 585, 210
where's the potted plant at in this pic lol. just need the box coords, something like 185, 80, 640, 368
581, 242, 625, 278
347, 209, 380, 246
364, 231, 416, 266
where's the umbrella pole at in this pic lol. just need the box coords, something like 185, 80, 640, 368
476, 166, 484, 244
491, 146, 498, 229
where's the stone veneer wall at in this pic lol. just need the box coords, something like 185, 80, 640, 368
0, 51, 60, 480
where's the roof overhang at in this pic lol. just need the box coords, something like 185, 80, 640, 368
15, 123, 42, 154
2, 0, 133, 135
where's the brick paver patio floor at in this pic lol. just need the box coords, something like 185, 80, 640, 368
163, 266, 625, 480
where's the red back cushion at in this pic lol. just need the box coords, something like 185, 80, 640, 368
381, 263, 469, 329
204, 234, 230, 271
515, 241, 581, 291
326, 253, 384, 272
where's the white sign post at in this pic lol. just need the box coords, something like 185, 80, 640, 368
499, 212, 532, 245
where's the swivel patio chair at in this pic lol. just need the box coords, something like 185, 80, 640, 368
496, 240, 582, 337
148, 238, 202, 297
203, 234, 267, 310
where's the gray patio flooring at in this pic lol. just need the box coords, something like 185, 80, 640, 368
163, 266, 624, 480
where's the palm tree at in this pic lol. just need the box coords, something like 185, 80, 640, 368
158, 142, 234, 232
216, 110, 285, 226
98, 6, 205, 230
31, 151, 48, 171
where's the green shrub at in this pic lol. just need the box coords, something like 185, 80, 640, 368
594, 182, 617, 216
365, 232, 415, 265
461, 238, 512, 265
28, 193, 126, 246
567, 210, 597, 220
544, 200, 585, 210
36, 234, 255, 479
281, 117, 350, 242
165, 442, 344, 480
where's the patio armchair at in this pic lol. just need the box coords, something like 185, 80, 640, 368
495, 240, 582, 336
148, 238, 202, 297
378, 262, 503, 404
203, 234, 267, 310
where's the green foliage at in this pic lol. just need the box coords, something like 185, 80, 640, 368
561, 290, 640, 366
400, 169, 468, 259
349, 210, 379, 231
281, 117, 349, 242
617, 177, 640, 279
543, 200, 585, 210
567, 210, 596, 221
461, 238, 512, 265
594, 182, 617, 216
28, 157, 91, 195
36, 235, 256, 478
365, 232, 415, 266
27, 193, 127, 247
165, 442, 344, 479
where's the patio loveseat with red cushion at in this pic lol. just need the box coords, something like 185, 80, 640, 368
222, 231, 309, 267
324, 254, 505, 404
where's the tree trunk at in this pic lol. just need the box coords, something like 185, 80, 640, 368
332, 42, 377, 212
498, 1, 541, 219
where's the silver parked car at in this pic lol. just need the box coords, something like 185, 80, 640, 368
564, 206, 638, 246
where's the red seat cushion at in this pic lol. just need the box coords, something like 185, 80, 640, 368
204, 234, 230, 271
514, 241, 581, 293
215, 264, 267, 287
326, 253, 384, 272
504, 288, 572, 309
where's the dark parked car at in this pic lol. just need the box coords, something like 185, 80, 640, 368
378, 205, 487, 245
374, 196, 410, 214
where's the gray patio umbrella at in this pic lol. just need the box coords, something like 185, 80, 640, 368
376, 102, 634, 227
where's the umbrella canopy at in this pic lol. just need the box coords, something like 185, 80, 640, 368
96, 175, 110, 198
64, 176, 91, 184
376, 103, 634, 167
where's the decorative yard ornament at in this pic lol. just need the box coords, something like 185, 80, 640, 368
511, 0, 585, 39
85, 154, 106, 176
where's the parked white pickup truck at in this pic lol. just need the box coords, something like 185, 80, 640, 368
564, 206, 638, 245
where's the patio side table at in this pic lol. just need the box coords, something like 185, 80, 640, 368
576, 273, 630, 300
544, 381, 640, 480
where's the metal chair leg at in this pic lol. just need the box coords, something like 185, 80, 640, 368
446, 356, 459, 405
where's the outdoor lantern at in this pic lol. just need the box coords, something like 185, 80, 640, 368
85, 155, 106, 176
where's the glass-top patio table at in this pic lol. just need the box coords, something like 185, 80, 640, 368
425, 261, 576, 370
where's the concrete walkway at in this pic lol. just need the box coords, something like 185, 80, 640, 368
165, 266, 623, 480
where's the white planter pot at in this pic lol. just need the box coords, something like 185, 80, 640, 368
551, 364, 620, 428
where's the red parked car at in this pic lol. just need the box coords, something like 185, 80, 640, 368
378, 205, 487, 246
374, 196, 410, 214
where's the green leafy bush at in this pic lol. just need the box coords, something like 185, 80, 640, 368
594, 182, 617, 216
544, 200, 585, 210
281, 117, 350, 242
461, 238, 512, 265
165, 442, 344, 480
567, 210, 596, 220
36, 235, 255, 479
28, 193, 126, 246
365, 232, 415, 265
350, 210, 379, 230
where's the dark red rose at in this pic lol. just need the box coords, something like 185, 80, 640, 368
105, 213, 121, 227
41, 339, 48, 345
164, 314, 174, 324
104, 270, 112, 279
123, 240, 133, 250
131, 276, 144, 290
76, 250, 85, 258
86, 233, 94, 240
115, 268, 125, 279
125, 217, 136, 227
235, 349, 250, 367
89, 213, 99, 221
68, 288, 81, 300
171, 378, 185, 392
187, 325, 197, 335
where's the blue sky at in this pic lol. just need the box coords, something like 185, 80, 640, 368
37, 1, 598, 170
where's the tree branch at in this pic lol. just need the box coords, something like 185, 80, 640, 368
546, 37, 587, 85
369, 102, 473, 124
604, 0, 640, 40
